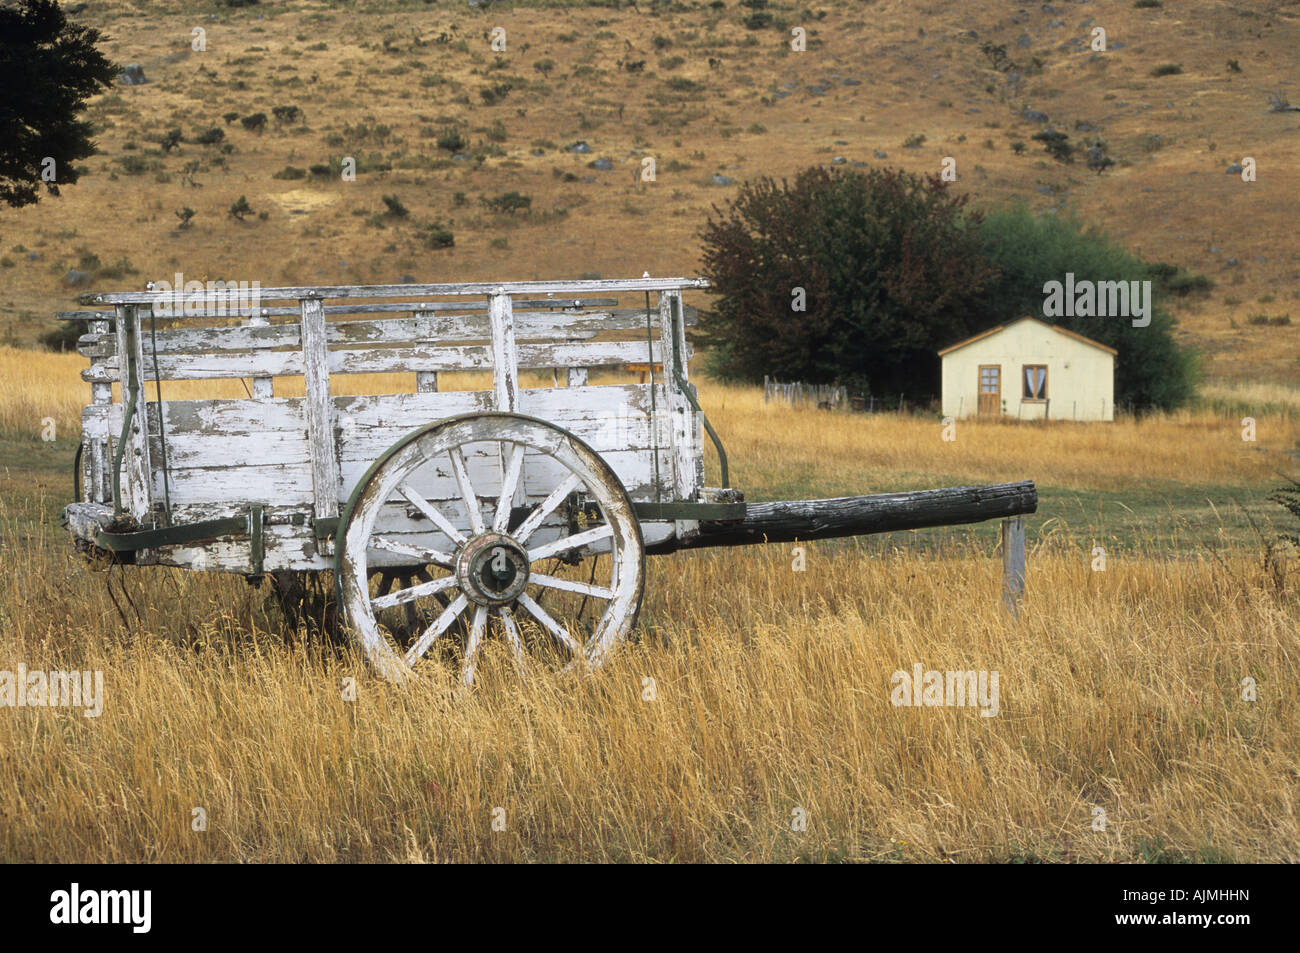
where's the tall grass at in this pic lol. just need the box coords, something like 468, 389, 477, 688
1, 349, 1298, 861
1, 512, 1295, 861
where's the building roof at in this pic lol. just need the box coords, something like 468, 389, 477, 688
937, 315, 1118, 358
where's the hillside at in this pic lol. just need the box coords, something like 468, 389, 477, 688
2, 0, 1298, 389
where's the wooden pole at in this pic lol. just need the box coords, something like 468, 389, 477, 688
1001, 516, 1026, 614
647, 481, 1037, 553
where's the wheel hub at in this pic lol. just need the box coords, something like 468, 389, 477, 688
456, 532, 530, 606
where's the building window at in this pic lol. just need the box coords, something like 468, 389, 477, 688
1023, 365, 1047, 401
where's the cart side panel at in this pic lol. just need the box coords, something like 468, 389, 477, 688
129, 384, 675, 572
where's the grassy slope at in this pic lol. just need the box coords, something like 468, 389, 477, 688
0, 0, 1297, 389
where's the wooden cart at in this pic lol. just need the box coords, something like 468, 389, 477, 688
62, 276, 1037, 684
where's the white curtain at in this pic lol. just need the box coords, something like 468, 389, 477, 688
1025, 367, 1045, 399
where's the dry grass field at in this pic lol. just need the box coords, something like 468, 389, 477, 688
1, 0, 1299, 863
1, 353, 1298, 861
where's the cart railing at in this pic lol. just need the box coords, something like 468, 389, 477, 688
65, 278, 711, 564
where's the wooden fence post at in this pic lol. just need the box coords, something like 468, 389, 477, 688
1001, 517, 1026, 614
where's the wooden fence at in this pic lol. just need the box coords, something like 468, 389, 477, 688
762, 377, 851, 411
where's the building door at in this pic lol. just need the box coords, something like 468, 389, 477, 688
978, 365, 1001, 415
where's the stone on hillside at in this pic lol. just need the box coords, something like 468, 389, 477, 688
588, 158, 613, 170
1022, 109, 1050, 123
118, 63, 147, 86
568, 141, 592, 154
64, 269, 91, 287
710, 174, 734, 186
1226, 163, 1243, 174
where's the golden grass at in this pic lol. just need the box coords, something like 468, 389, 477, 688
702, 380, 1297, 496
1, 509, 1296, 862
1, 352, 1299, 861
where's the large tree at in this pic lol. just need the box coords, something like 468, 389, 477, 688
697, 167, 1000, 400
0, 0, 116, 208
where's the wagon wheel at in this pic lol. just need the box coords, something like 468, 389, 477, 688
337, 413, 645, 685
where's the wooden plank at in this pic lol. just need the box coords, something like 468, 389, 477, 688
82, 340, 681, 383
83, 277, 710, 306
142, 385, 666, 464
74, 308, 692, 359
658, 290, 702, 530
137, 518, 678, 574
245, 313, 274, 398
489, 292, 519, 412
142, 447, 670, 511
59, 298, 627, 321
299, 298, 341, 552
115, 305, 155, 525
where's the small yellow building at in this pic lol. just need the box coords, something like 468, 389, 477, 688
938, 316, 1116, 421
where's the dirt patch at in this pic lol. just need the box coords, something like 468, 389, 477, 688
271, 189, 337, 215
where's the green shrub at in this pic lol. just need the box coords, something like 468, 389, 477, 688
272, 165, 306, 179
977, 204, 1199, 411
436, 126, 467, 152
39, 322, 84, 351
481, 191, 531, 214
1150, 63, 1183, 76
423, 224, 455, 248
229, 195, 253, 220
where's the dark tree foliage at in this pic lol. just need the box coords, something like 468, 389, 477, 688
1273, 476, 1300, 547
0, 0, 116, 208
698, 167, 999, 399
976, 204, 1199, 412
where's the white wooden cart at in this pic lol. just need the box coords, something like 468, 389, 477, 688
63, 277, 750, 683
62, 275, 1038, 684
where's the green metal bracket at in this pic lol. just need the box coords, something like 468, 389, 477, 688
668, 295, 730, 488
633, 502, 746, 521
250, 505, 264, 575
95, 513, 250, 553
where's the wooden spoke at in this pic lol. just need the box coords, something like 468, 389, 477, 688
513, 472, 583, 544
528, 524, 613, 562
400, 483, 467, 545
449, 446, 485, 536
371, 573, 458, 611
530, 572, 614, 600
368, 535, 455, 568
405, 593, 470, 665
517, 592, 581, 656
493, 442, 525, 533
498, 606, 525, 671
462, 606, 488, 686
